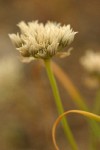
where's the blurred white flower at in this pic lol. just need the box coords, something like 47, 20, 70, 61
80, 50, 100, 74
80, 50, 100, 88
9, 21, 77, 61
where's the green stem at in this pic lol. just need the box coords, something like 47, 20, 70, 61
44, 59, 78, 150
90, 90, 100, 150
93, 90, 100, 114
52, 61, 100, 145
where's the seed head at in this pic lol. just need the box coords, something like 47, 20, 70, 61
9, 21, 77, 62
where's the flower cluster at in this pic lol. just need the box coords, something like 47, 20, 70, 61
9, 21, 76, 61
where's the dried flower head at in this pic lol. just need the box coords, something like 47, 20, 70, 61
9, 21, 77, 62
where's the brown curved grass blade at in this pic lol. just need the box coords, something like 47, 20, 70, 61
51, 61, 87, 110
52, 110, 100, 150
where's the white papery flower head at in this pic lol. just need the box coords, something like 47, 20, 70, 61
9, 21, 77, 62
80, 50, 100, 74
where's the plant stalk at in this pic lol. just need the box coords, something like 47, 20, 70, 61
44, 59, 78, 150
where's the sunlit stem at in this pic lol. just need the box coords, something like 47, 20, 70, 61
51, 61, 87, 110
51, 61, 100, 137
44, 59, 78, 150
93, 90, 100, 114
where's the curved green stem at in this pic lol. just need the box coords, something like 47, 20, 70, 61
44, 59, 78, 150
52, 110, 100, 150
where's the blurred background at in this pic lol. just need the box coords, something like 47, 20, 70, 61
0, 0, 100, 149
